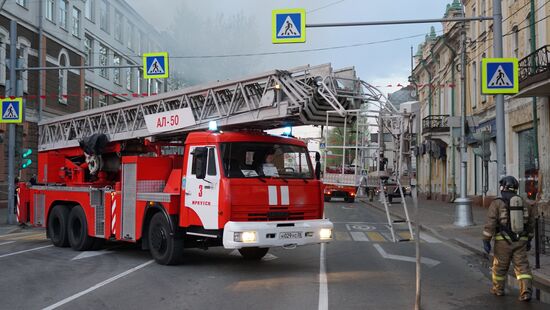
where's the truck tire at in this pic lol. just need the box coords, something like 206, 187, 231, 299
48, 205, 70, 247
324, 196, 331, 202
68, 206, 95, 251
238, 247, 269, 260
347, 197, 355, 203
388, 196, 393, 203
148, 212, 184, 265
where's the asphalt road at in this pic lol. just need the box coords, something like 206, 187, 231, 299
0, 200, 548, 310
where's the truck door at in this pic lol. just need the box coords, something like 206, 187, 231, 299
184, 146, 220, 229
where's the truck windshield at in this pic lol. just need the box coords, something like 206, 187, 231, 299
220, 142, 313, 179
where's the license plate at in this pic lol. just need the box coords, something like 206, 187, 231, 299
280, 232, 302, 239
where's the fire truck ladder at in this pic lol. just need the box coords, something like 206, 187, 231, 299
38, 64, 361, 151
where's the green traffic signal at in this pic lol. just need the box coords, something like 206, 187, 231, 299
21, 148, 33, 169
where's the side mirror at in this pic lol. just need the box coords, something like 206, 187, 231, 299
192, 147, 208, 179
314, 151, 321, 180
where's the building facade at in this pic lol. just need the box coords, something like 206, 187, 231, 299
0, 0, 166, 207
412, 0, 550, 213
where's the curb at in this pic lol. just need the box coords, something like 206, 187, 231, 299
360, 198, 550, 291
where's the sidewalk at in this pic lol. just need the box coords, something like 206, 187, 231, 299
361, 196, 550, 290
0, 207, 23, 235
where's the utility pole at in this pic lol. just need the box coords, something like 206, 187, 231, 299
454, 8, 474, 227
494, 0, 506, 183
6, 20, 18, 224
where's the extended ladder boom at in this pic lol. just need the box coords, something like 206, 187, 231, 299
39, 63, 360, 151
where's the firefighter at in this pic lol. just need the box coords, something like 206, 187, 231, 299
482, 176, 536, 301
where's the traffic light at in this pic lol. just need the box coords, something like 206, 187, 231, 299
21, 148, 32, 169
472, 131, 491, 161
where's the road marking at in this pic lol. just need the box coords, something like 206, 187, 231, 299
419, 233, 442, 243
373, 244, 440, 267
366, 231, 386, 242
3, 232, 46, 241
0, 241, 15, 246
42, 260, 154, 310
229, 250, 278, 261
318, 243, 328, 310
334, 231, 352, 241
398, 231, 412, 240
72, 250, 115, 260
350, 231, 369, 242
0, 244, 53, 258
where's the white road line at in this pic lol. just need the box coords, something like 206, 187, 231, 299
373, 244, 440, 267
318, 243, 328, 310
42, 260, 154, 310
0, 241, 16, 246
419, 233, 442, 244
350, 231, 369, 242
0, 245, 53, 258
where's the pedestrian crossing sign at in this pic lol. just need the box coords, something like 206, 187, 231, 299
0, 98, 23, 123
143, 52, 169, 79
481, 58, 519, 94
272, 9, 306, 44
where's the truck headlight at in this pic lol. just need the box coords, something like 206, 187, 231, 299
234, 231, 257, 243
319, 228, 332, 240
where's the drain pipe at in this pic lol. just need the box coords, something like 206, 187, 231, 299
442, 38, 457, 202
419, 59, 433, 199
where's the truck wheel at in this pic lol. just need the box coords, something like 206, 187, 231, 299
68, 206, 95, 251
238, 247, 269, 260
388, 196, 393, 203
347, 197, 355, 203
48, 205, 70, 247
148, 212, 184, 265
324, 196, 331, 202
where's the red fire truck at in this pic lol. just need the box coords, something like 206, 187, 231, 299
15, 64, 359, 264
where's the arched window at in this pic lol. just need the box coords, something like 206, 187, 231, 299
512, 25, 519, 58
58, 49, 70, 104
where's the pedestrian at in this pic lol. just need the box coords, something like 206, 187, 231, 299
482, 176, 536, 301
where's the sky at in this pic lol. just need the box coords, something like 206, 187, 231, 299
128, 0, 452, 140
129, 0, 452, 88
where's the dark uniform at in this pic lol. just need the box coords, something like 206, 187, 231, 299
482, 176, 536, 301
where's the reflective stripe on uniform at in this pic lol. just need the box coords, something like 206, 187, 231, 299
492, 274, 505, 281
495, 235, 510, 241
517, 274, 532, 280
519, 236, 529, 241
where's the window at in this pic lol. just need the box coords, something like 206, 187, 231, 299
114, 11, 123, 42
58, 53, 68, 104
518, 128, 538, 200
16, 0, 26, 8
207, 148, 217, 176
85, 0, 93, 21
126, 67, 132, 90
471, 61, 477, 109
113, 54, 121, 85
512, 26, 519, 58
59, 0, 67, 29
45, 0, 54, 21
18, 38, 30, 93
137, 31, 142, 54
98, 93, 107, 107
481, 0, 487, 33
126, 21, 133, 50
84, 86, 93, 110
71, 7, 81, 37
220, 143, 313, 179
84, 35, 93, 66
99, 43, 108, 78
0, 32, 6, 85
100, 0, 109, 32
471, 7, 477, 40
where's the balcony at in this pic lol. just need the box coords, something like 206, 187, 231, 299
422, 115, 450, 134
518, 45, 550, 97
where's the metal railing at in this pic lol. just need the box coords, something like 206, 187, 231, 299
422, 115, 450, 133
519, 45, 550, 83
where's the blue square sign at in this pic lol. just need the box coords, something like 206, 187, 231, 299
481, 58, 519, 94
0, 98, 23, 123
272, 9, 306, 43
143, 52, 169, 79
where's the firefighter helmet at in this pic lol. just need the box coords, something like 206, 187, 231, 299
499, 176, 519, 193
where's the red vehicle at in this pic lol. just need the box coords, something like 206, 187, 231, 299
323, 184, 357, 203
16, 130, 333, 264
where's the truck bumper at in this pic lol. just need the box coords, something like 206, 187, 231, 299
222, 219, 334, 249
